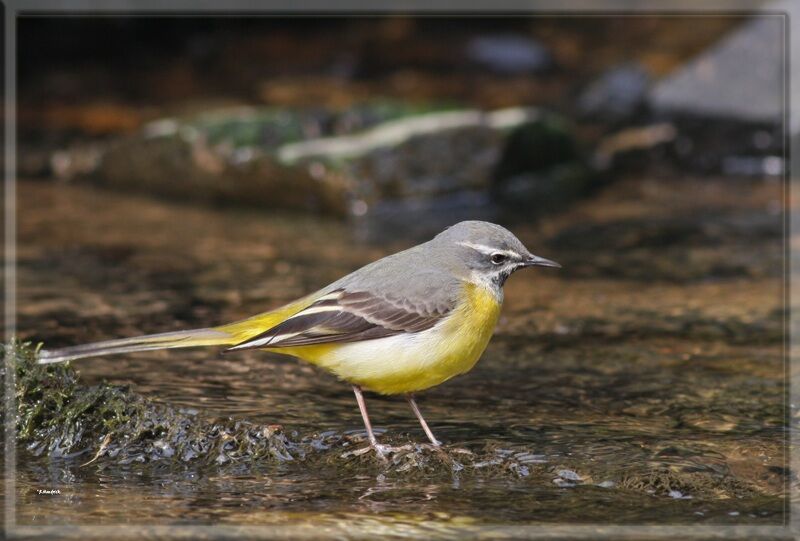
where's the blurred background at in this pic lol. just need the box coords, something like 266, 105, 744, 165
13, 13, 789, 528
17, 15, 786, 237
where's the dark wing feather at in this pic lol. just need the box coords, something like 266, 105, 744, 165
226, 288, 453, 351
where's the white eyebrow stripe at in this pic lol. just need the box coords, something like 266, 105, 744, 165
457, 242, 517, 257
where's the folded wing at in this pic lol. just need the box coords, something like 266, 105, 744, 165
225, 288, 454, 351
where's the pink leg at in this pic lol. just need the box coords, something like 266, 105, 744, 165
352, 385, 379, 447
407, 394, 442, 446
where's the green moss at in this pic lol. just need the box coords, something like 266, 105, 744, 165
8, 340, 295, 464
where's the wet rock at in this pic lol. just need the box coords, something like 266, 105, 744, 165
50, 105, 565, 230
96, 131, 350, 215
640, 13, 792, 176
578, 63, 651, 122
648, 16, 784, 125
280, 107, 566, 240
89, 108, 359, 215
9, 340, 296, 466
286, 109, 525, 186
553, 469, 585, 487
62, 104, 441, 216
491, 114, 598, 217
557, 469, 583, 482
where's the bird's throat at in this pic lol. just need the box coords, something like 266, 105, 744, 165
468, 271, 505, 304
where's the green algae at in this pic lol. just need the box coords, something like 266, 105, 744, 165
10, 340, 295, 465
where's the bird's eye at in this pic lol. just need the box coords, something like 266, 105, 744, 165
490, 253, 508, 265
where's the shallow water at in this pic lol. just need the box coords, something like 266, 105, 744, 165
10, 177, 788, 532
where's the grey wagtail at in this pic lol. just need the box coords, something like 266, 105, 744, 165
38, 221, 559, 452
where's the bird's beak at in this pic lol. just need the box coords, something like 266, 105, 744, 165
521, 254, 561, 268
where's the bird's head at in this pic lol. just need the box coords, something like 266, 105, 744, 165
434, 221, 560, 289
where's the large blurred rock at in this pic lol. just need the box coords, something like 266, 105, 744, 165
279, 108, 593, 240
648, 16, 783, 124
641, 11, 793, 177
83, 105, 436, 216
60, 105, 594, 238
96, 132, 350, 215
279, 108, 541, 238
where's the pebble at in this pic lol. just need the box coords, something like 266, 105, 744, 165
557, 469, 582, 482
668, 490, 692, 499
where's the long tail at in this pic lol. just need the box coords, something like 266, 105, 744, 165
36, 296, 314, 365
36, 328, 238, 364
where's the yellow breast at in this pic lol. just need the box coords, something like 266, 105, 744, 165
281, 282, 503, 395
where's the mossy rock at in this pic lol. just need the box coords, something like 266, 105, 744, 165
491, 114, 600, 215
8, 341, 296, 466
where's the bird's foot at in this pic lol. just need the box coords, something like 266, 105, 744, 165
343, 441, 413, 460
374, 442, 413, 456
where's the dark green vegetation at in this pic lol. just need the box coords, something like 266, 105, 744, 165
13, 341, 295, 467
